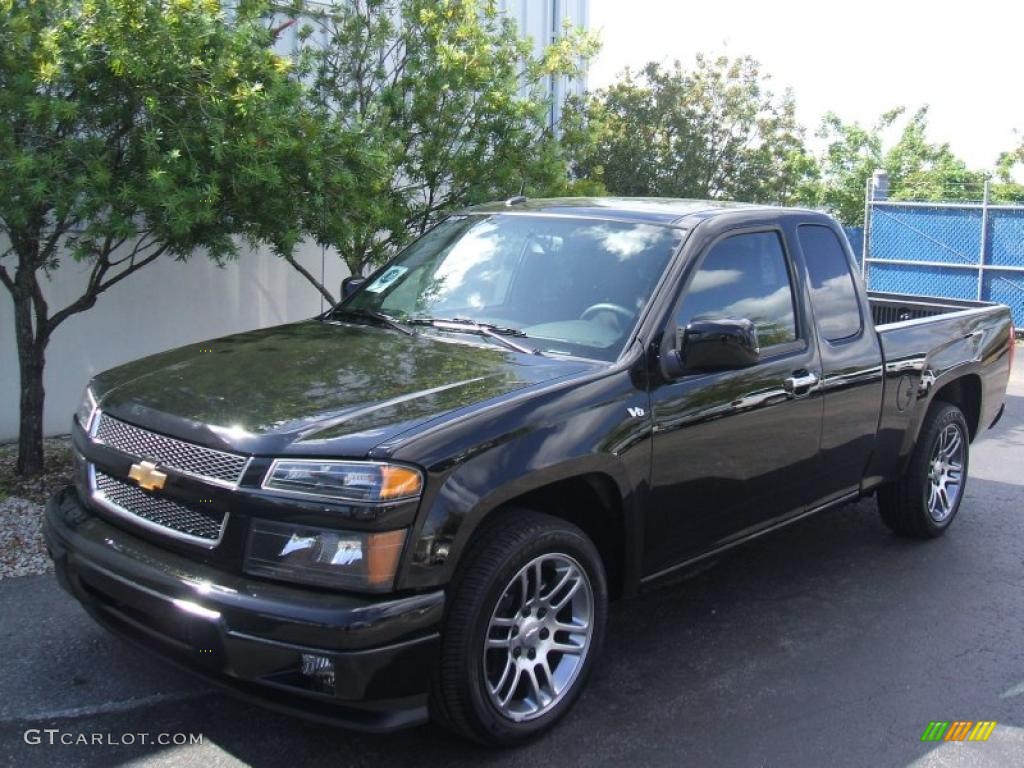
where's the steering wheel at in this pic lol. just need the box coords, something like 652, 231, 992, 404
580, 303, 634, 327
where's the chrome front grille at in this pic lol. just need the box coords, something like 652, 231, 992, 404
92, 468, 227, 546
93, 413, 249, 487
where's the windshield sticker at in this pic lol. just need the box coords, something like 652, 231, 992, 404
365, 266, 408, 293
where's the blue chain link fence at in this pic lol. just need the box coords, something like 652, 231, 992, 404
843, 226, 864, 265
862, 201, 1024, 326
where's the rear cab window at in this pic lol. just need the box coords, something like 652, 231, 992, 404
797, 225, 863, 342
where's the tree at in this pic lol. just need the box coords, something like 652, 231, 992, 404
0, 0, 328, 475
284, 0, 598, 291
993, 138, 1024, 203
561, 56, 816, 205
809, 109, 893, 226
811, 107, 989, 225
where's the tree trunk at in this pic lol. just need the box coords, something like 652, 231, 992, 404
16, 344, 46, 477
4, 235, 167, 478
10, 285, 47, 477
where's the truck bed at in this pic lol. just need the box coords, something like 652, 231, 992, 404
866, 289, 1013, 489
868, 291, 1001, 329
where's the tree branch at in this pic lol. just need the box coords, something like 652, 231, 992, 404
283, 251, 337, 305
38, 211, 75, 268
46, 243, 169, 333
93, 244, 166, 293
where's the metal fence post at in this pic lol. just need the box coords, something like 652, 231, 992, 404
862, 176, 872, 280
977, 179, 990, 300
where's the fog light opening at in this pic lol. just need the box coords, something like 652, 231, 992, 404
300, 653, 336, 690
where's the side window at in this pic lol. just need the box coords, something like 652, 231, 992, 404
678, 231, 798, 348
798, 225, 863, 342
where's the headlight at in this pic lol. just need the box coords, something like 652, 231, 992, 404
244, 519, 406, 591
261, 460, 423, 503
76, 385, 97, 433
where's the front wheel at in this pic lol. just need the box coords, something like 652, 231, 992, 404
878, 402, 970, 538
431, 510, 607, 745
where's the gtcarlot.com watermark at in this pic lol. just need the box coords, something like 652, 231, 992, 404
24, 729, 202, 747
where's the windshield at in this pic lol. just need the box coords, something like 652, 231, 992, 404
339, 214, 685, 361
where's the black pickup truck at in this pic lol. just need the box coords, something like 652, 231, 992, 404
45, 199, 1014, 745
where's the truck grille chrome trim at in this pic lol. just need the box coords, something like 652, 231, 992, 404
92, 412, 250, 488
89, 465, 228, 548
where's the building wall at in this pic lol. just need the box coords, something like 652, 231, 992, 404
272, 0, 590, 128
497, 0, 590, 126
0, 244, 347, 439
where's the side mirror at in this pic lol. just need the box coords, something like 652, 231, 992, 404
341, 276, 365, 300
662, 318, 759, 377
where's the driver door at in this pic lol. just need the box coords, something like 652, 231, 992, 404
648, 228, 823, 572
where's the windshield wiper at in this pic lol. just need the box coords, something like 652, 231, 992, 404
406, 317, 544, 356
330, 306, 415, 336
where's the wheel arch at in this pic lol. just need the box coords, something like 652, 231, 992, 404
895, 370, 983, 479
399, 456, 641, 600
488, 474, 628, 600
930, 373, 982, 440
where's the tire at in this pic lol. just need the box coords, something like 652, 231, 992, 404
431, 509, 608, 746
878, 402, 970, 538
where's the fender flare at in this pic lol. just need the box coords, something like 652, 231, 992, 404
397, 451, 642, 593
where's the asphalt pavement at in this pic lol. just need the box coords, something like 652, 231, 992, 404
2, 362, 1022, 767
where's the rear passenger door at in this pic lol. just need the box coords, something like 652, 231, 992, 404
648, 226, 824, 570
795, 223, 884, 503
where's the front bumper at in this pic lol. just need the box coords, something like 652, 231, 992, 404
44, 486, 443, 731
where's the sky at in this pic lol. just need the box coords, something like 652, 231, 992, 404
586, 0, 1023, 174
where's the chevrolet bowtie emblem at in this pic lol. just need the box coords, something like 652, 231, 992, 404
128, 461, 167, 491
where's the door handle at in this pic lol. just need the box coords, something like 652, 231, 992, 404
784, 370, 819, 397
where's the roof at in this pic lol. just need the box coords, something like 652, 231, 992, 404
461, 197, 772, 226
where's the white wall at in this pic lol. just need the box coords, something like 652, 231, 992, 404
498, 0, 590, 127
276, 1, 590, 129
0, 243, 347, 439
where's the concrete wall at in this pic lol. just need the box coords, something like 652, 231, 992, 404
0, 244, 347, 439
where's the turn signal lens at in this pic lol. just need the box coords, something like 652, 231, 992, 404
366, 529, 407, 586
379, 466, 423, 500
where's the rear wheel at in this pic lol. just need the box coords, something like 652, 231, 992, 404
878, 402, 969, 538
431, 510, 607, 745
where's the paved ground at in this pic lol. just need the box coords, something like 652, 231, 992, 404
2, 363, 1022, 767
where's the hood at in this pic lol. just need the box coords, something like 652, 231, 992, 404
93, 320, 597, 457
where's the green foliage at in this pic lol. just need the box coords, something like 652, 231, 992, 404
293, 0, 598, 283
808, 107, 992, 225
995, 139, 1024, 182
561, 56, 815, 205
990, 181, 1024, 203
0, 0, 328, 272
0, 0, 323, 475
993, 139, 1024, 202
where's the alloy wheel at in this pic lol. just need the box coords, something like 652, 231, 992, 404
926, 422, 965, 522
482, 553, 594, 722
